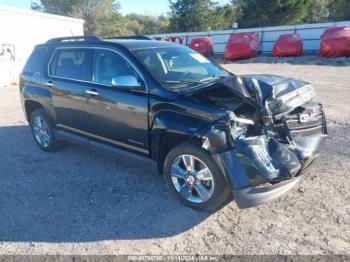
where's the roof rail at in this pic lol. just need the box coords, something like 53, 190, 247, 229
46, 35, 102, 44
105, 35, 151, 40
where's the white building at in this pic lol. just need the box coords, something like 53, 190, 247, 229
0, 5, 84, 86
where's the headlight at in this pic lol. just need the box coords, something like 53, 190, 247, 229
267, 84, 315, 114
228, 111, 254, 139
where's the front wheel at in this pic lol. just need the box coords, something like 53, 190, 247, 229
163, 142, 232, 212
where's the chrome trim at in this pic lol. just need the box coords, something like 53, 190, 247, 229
56, 124, 149, 154
85, 90, 99, 96
44, 82, 53, 87
47, 46, 148, 91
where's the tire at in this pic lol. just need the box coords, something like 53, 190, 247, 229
29, 108, 64, 152
163, 142, 232, 212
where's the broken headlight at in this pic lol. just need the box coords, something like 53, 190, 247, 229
228, 111, 255, 139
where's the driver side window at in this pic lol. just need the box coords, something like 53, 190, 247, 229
92, 49, 139, 85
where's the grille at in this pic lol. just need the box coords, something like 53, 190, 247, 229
286, 117, 322, 129
289, 125, 323, 139
275, 103, 325, 140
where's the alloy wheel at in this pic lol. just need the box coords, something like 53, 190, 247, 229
170, 154, 215, 203
32, 116, 51, 148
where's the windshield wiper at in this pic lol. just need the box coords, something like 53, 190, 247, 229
200, 75, 226, 82
162, 80, 203, 85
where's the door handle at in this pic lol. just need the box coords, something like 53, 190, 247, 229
86, 89, 99, 96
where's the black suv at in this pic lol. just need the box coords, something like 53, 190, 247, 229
20, 36, 326, 211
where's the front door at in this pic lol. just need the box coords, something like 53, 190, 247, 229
82, 48, 149, 156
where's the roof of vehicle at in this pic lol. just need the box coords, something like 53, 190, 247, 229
105, 39, 179, 50
43, 35, 180, 51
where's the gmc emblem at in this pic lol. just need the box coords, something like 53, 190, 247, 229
299, 112, 319, 123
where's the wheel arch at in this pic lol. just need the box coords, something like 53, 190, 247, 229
153, 130, 202, 175
21, 84, 56, 123
150, 111, 213, 175
24, 100, 45, 120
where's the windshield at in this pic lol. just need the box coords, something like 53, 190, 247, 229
132, 47, 229, 89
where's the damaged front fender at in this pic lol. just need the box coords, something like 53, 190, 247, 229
208, 132, 325, 208
212, 135, 302, 189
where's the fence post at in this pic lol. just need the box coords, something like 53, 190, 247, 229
260, 28, 264, 53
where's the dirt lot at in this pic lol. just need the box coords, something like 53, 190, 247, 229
0, 56, 349, 256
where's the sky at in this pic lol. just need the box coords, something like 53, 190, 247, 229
0, 0, 230, 16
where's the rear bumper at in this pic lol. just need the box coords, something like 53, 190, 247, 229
233, 177, 300, 208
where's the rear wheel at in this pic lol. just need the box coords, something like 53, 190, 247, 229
164, 142, 232, 212
29, 109, 64, 152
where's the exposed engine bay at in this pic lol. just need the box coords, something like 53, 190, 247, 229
187, 74, 327, 204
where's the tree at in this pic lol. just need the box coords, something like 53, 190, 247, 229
71, 0, 126, 36
232, 0, 349, 28
306, 0, 330, 23
31, 0, 127, 37
31, 0, 78, 15
234, 0, 310, 28
304, 0, 350, 23
124, 14, 169, 35
168, 0, 238, 32
168, 0, 216, 32
211, 4, 237, 30
327, 0, 350, 21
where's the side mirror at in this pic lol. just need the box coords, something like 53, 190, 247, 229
111, 75, 142, 88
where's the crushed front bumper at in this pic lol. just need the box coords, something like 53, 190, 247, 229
234, 177, 300, 208
214, 134, 326, 208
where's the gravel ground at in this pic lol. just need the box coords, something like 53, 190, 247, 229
0, 56, 349, 256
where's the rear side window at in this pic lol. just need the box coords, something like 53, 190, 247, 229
23, 47, 49, 74
49, 49, 89, 81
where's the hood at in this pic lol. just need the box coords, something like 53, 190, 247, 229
241, 74, 315, 114
185, 74, 315, 116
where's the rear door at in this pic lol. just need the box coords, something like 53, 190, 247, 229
46, 48, 90, 130
82, 48, 149, 155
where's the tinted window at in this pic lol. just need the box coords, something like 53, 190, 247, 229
23, 47, 49, 74
50, 49, 88, 81
92, 50, 139, 85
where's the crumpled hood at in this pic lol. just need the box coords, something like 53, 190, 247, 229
241, 74, 315, 115
185, 74, 315, 116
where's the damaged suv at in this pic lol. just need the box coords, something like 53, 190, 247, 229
20, 36, 326, 211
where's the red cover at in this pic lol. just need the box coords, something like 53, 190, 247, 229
170, 37, 177, 43
189, 37, 214, 57
224, 32, 260, 60
272, 34, 303, 57
178, 37, 184, 45
321, 26, 350, 57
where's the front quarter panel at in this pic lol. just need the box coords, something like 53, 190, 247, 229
149, 94, 227, 161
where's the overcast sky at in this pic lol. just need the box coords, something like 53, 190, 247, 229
0, 0, 231, 16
